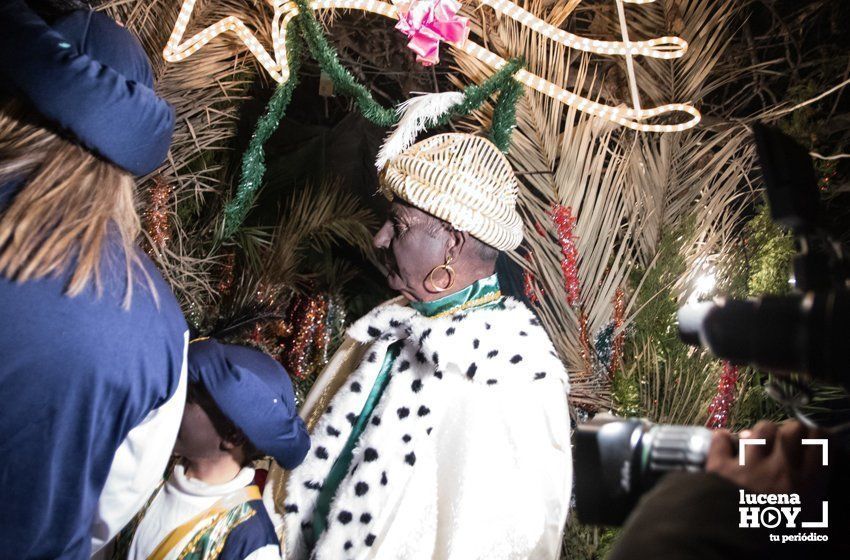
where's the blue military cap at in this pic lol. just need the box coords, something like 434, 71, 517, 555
188, 339, 311, 470
0, 2, 175, 175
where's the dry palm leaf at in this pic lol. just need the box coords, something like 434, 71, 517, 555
451, 0, 761, 413
266, 177, 379, 288
100, 0, 275, 300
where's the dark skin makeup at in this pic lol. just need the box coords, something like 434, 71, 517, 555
373, 200, 497, 302
173, 385, 251, 485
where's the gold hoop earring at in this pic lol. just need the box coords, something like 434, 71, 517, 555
427, 256, 456, 293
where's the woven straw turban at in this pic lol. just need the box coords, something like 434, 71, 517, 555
380, 133, 524, 251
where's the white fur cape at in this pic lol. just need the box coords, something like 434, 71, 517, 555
281, 296, 572, 560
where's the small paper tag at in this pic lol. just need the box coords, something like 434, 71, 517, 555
319, 72, 334, 97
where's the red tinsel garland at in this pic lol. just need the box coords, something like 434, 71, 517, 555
610, 287, 626, 373
144, 176, 172, 251
285, 294, 328, 379
706, 361, 740, 429
550, 205, 581, 306
217, 252, 236, 295
523, 250, 541, 305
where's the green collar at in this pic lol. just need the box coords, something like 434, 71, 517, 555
410, 274, 502, 318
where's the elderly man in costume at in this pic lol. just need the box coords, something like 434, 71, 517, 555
0, 3, 186, 559
271, 133, 572, 559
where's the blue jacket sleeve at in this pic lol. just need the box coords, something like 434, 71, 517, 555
0, 1, 174, 175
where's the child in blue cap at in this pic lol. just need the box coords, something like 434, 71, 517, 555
121, 340, 310, 560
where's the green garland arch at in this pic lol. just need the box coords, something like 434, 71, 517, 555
221, 4, 525, 239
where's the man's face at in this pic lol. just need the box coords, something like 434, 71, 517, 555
373, 201, 450, 302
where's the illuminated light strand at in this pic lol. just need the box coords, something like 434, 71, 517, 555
272, 3, 301, 69
461, 41, 700, 132
164, 0, 296, 82
478, 0, 687, 59
163, 0, 701, 133
615, 0, 642, 112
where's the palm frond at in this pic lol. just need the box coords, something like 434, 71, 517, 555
99, 0, 276, 308
450, 1, 649, 410
449, 0, 762, 413
623, 339, 717, 425
266, 177, 379, 287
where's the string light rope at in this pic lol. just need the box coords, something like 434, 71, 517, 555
478, 0, 687, 59
163, 0, 701, 132
615, 0, 642, 112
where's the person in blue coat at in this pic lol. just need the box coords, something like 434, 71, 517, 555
0, 3, 188, 559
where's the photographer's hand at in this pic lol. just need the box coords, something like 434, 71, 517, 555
706, 420, 825, 495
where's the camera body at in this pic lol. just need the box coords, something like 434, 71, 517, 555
678, 123, 850, 390
575, 124, 848, 526
679, 292, 850, 388
574, 416, 712, 526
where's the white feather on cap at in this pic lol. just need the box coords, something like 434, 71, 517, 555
375, 91, 464, 170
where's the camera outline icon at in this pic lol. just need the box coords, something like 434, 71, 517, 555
737, 437, 829, 529
738, 438, 828, 467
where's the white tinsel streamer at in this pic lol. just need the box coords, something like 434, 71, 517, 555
375, 91, 465, 170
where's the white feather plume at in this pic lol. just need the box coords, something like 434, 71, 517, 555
375, 91, 465, 170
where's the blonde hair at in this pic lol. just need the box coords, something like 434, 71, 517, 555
0, 101, 152, 307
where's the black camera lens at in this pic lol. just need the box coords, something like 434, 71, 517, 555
575, 415, 712, 526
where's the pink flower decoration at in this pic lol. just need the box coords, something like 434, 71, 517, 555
395, 0, 470, 66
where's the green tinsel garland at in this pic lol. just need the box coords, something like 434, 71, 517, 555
487, 73, 524, 151
222, 19, 303, 238
221, 1, 525, 239
293, 0, 524, 137
431, 59, 524, 146
294, 0, 397, 126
